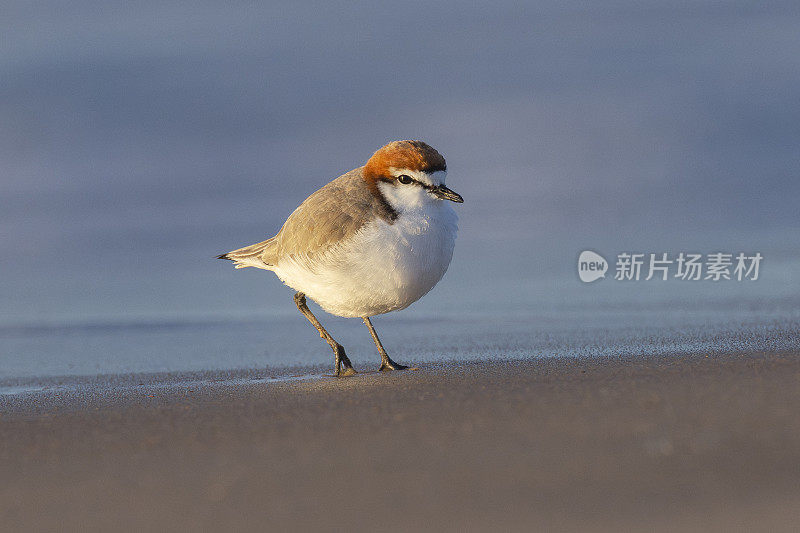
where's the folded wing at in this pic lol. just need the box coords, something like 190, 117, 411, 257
218, 167, 396, 271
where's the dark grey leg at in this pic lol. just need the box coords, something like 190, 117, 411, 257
362, 316, 408, 371
294, 292, 356, 376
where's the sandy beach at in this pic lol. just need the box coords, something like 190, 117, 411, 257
2, 351, 800, 532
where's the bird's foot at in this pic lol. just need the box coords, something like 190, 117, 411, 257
334, 344, 357, 377
379, 358, 409, 372
335, 366, 358, 377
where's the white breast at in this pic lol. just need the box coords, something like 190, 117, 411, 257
273, 201, 458, 317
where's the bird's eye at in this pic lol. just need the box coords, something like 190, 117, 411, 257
397, 175, 413, 185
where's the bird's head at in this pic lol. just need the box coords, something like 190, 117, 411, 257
363, 140, 463, 211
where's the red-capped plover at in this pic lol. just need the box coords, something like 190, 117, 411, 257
219, 140, 463, 376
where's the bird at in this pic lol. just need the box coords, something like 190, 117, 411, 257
218, 140, 463, 376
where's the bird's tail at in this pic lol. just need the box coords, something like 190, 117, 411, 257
217, 238, 275, 270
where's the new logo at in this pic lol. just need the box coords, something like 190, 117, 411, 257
578, 250, 608, 282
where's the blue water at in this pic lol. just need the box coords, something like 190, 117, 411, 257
2, 284, 798, 381
1, 1, 799, 381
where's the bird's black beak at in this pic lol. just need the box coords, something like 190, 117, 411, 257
431, 185, 464, 203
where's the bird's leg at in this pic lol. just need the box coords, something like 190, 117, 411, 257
362, 316, 408, 371
293, 292, 356, 377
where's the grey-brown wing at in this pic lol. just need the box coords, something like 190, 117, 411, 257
262, 167, 394, 266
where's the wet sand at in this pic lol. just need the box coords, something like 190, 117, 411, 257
2, 352, 800, 532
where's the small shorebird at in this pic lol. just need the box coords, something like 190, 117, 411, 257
218, 140, 463, 376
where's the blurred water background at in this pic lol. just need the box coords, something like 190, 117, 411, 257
2, 1, 799, 380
